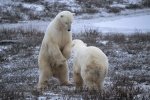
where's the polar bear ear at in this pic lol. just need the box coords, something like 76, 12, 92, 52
84, 43, 87, 46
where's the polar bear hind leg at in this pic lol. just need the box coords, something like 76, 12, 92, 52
81, 65, 101, 90
53, 62, 70, 85
73, 72, 83, 89
37, 61, 53, 90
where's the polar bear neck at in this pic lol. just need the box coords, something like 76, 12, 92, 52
73, 44, 87, 53
73, 44, 87, 59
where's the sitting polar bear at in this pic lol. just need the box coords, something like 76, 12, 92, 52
37, 11, 74, 90
72, 39, 109, 90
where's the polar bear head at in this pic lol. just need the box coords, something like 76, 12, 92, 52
55, 11, 75, 32
72, 39, 87, 55
72, 39, 87, 48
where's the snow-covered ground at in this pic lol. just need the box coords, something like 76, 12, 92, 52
22, 3, 44, 12
127, 0, 142, 4
0, 0, 150, 34
1, 9, 150, 34
79, 14, 150, 34
0, 27, 149, 99
95, 14, 150, 33
0, 1, 150, 99
73, 9, 150, 34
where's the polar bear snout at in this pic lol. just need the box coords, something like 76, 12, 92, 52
67, 23, 71, 31
68, 29, 71, 31
63, 22, 71, 32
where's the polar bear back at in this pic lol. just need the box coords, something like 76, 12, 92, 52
77, 46, 108, 67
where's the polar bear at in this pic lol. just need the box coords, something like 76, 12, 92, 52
72, 39, 108, 90
37, 11, 74, 90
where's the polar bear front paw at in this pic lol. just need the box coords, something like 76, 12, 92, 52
57, 58, 66, 66
37, 82, 48, 91
60, 81, 73, 86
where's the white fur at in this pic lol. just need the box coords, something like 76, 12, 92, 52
72, 39, 109, 90
37, 11, 74, 90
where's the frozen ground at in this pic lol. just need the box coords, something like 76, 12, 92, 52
73, 10, 150, 34
93, 14, 150, 33
0, 0, 150, 99
0, 9, 150, 34
0, 28, 150, 99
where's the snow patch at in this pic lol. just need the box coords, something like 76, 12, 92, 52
38, 96, 46, 100
0, 9, 150, 34
97, 40, 108, 45
110, 4, 127, 8
44, 0, 81, 12
93, 14, 150, 33
0, 0, 12, 6
39, 92, 63, 100
127, 0, 142, 4
23, 3, 44, 11
0, 45, 10, 51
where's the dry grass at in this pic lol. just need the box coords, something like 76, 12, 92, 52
126, 4, 142, 9
0, 28, 150, 99
106, 6, 123, 13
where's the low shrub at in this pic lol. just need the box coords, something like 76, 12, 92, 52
107, 7, 122, 13
142, 0, 150, 7
126, 4, 142, 9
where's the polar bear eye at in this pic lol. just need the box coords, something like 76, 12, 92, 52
60, 15, 63, 18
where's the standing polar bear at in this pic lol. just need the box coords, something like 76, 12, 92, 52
37, 11, 74, 90
72, 39, 108, 90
